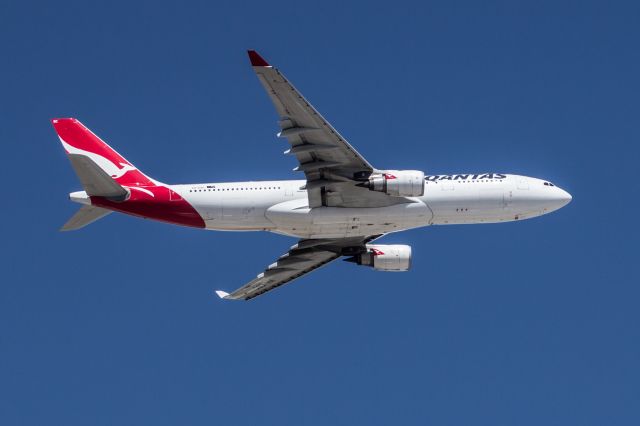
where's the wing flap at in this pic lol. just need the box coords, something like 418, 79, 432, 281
252, 62, 372, 171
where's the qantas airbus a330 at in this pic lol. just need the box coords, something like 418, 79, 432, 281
54, 50, 571, 300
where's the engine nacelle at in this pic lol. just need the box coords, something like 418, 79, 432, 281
347, 244, 412, 272
364, 170, 425, 197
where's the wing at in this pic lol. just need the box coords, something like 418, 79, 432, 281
216, 235, 381, 301
249, 50, 405, 208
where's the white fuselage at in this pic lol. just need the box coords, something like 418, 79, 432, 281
174, 174, 572, 239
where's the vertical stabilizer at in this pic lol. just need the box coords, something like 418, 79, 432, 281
52, 118, 157, 187
52, 118, 205, 230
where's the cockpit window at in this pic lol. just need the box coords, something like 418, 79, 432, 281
543, 182, 555, 187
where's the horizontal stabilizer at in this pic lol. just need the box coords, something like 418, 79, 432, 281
61, 205, 112, 231
67, 154, 129, 199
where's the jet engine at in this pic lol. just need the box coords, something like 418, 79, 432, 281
345, 244, 412, 271
359, 170, 425, 197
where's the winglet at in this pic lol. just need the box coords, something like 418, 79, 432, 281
215, 290, 230, 299
248, 50, 270, 67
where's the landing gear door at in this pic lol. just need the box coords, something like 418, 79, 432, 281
503, 190, 513, 208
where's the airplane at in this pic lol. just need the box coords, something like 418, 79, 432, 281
53, 50, 572, 301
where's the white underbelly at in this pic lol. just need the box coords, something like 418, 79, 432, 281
266, 198, 432, 238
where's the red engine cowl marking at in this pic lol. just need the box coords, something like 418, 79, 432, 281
92, 186, 205, 228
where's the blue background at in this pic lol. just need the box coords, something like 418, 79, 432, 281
1, 1, 638, 424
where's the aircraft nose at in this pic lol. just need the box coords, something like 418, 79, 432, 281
549, 187, 572, 210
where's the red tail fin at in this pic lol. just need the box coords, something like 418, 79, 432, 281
52, 118, 156, 187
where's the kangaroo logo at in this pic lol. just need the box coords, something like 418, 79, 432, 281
59, 137, 138, 179
112, 163, 137, 178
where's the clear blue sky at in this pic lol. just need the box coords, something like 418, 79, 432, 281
1, 1, 639, 424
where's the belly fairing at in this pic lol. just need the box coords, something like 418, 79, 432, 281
266, 198, 432, 238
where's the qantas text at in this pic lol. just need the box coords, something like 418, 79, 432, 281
425, 173, 507, 181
